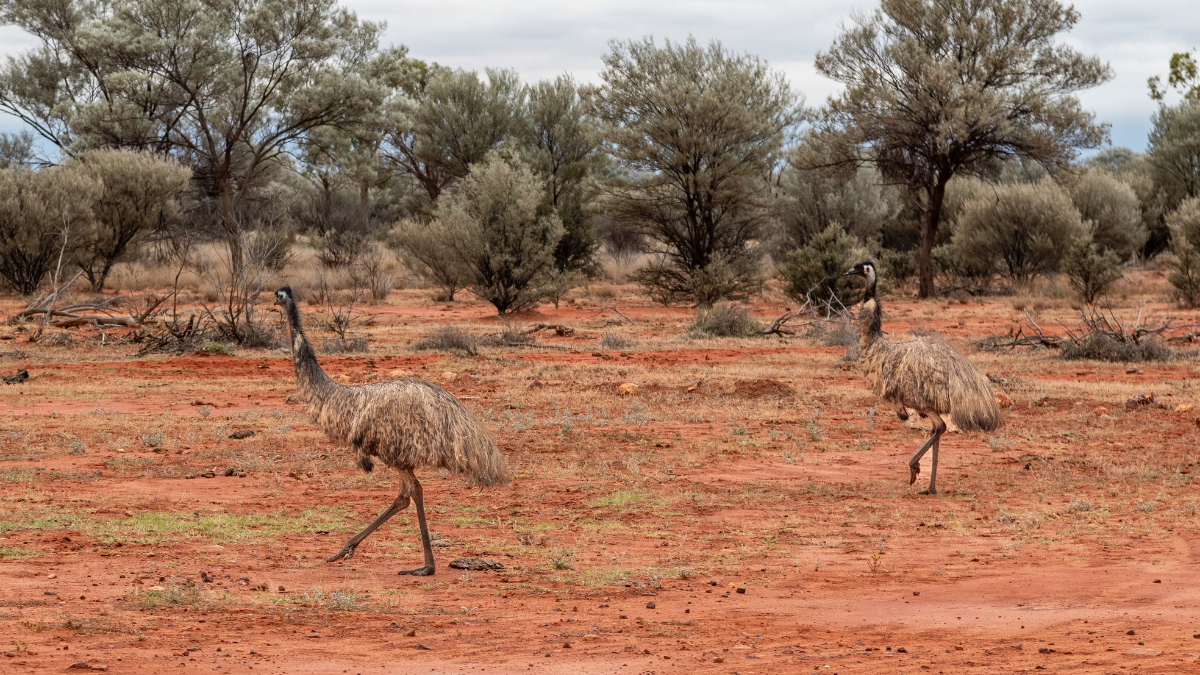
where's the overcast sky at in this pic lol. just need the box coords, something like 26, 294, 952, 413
2, 0, 1197, 151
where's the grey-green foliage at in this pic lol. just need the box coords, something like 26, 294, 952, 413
1061, 238, 1122, 304
1147, 100, 1200, 211
815, 0, 1112, 298
1067, 169, 1146, 260
71, 149, 191, 290
689, 302, 762, 338
778, 223, 867, 306
952, 177, 1085, 285
0, 131, 36, 169
590, 36, 801, 305
1166, 197, 1200, 307
1, 0, 397, 275
433, 152, 563, 314
389, 217, 471, 302
775, 133, 901, 254
1087, 148, 1171, 258
411, 68, 527, 184
0, 163, 102, 294
525, 74, 601, 276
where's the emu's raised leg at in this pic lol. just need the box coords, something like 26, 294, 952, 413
397, 473, 435, 576
326, 477, 412, 563
907, 413, 947, 493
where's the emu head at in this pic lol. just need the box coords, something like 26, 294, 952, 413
274, 286, 294, 308
844, 260, 876, 283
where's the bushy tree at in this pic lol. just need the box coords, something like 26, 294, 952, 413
952, 178, 1085, 286
526, 75, 601, 276
1061, 238, 1122, 304
0, 164, 102, 294
815, 0, 1112, 297
1147, 100, 1200, 211
775, 133, 902, 253
778, 224, 867, 306
1067, 169, 1146, 260
390, 217, 471, 302
1167, 197, 1200, 307
589, 36, 801, 305
72, 149, 191, 290
406, 152, 563, 314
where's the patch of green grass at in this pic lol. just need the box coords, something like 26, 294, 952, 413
0, 546, 38, 560
579, 566, 630, 588
0, 506, 357, 544
126, 578, 202, 609
587, 490, 647, 508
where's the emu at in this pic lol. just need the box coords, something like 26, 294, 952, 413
274, 286, 506, 575
844, 261, 1000, 495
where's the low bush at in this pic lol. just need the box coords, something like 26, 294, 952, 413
414, 326, 479, 356
690, 302, 761, 338
1061, 239, 1122, 304
1060, 333, 1172, 363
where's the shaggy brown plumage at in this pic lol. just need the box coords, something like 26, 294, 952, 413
845, 262, 999, 495
275, 286, 506, 575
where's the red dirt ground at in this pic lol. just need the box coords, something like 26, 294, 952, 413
2, 281, 1200, 674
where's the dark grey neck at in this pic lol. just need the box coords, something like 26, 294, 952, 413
284, 301, 336, 398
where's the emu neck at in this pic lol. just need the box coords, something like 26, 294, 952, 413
857, 274, 883, 348
284, 302, 337, 402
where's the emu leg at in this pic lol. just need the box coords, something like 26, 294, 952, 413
398, 474, 435, 576
907, 427, 939, 485
327, 487, 412, 563
918, 415, 947, 496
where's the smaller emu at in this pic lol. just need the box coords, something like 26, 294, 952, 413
845, 261, 1000, 495
274, 287, 506, 575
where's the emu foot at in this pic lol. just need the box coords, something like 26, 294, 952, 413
908, 463, 920, 485
326, 542, 358, 563
917, 488, 938, 496
398, 565, 434, 577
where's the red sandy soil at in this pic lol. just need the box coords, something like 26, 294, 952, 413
2, 282, 1199, 674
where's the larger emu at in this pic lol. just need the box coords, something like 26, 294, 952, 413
274, 286, 506, 575
845, 262, 999, 495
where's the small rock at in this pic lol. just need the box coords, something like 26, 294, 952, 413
1127, 630, 1136, 635
1124, 648, 1160, 656
229, 429, 256, 439
200, 469, 215, 479
47, 573, 56, 579
617, 382, 638, 396
277, 585, 285, 592
528, 379, 544, 389
1154, 579, 1161, 583
912, 591, 920, 596
237, 576, 250, 584
1125, 392, 1156, 408
416, 644, 434, 651
1126, 366, 1143, 374
306, 631, 319, 638
646, 601, 655, 609
713, 657, 724, 663
896, 647, 907, 653
708, 579, 718, 586
405, 629, 416, 637
736, 587, 746, 594
994, 392, 1013, 408
563, 642, 571, 649
987, 374, 1006, 384
1175, 403, 1194, 413
1038, 647, 1051, 653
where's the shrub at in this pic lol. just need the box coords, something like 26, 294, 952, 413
437, 152, 564, 314
879, 249, 916, 289
778, 223, 865, 306
1166, 198, 1200, 308
932, 243, 993, 292
599, 331, 633, 350
1060, 333, 1172, 363
390, 218, 471, 302
0, 164, 101, 294
1068, 169, 1146, 260
415, 326, 479, 356
689, 302, 761, 338
72, 149, 191, 291
952, 177, 1085, 286
1061, 239, 1122, 304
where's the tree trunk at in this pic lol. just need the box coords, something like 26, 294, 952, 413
918, 178, 948, 299
360, 179, 371, 231
219, 181, 243, 276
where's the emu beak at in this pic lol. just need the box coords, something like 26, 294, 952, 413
844, 269, 856, 277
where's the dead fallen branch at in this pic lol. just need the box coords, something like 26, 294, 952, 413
977, 310, 1063, 351
135, 315, 207, 357
526, 322, 576, 336
596, 306, 637, 325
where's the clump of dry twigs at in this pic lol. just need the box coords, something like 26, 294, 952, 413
978, 304, 1197, 363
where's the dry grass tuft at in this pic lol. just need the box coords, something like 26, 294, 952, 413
690, 302, 761, 338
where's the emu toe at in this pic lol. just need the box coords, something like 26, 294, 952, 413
918, 488, 938, 496
398, 565, 434, 576
326, 542, 358, 563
